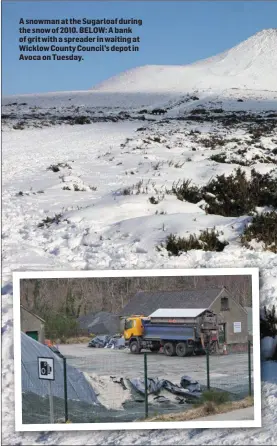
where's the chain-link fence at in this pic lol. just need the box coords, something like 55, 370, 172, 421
206, 341, 253, 398
22, 341, 254, 424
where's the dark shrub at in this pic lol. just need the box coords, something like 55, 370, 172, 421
13, 121, 25, 130
210, 153, 227, 163
210, 153, 251, 166
163, 229, 228, 256
74, 116, 91, 125
165, 233, 201, 255
260, 305, 277, 338
47, 162, 71, 172
198, 228, 229, 252
149, 196, 159, 204
171, 179, 202, 203
200, 136, 226, 149
203, 169, 277, 216
241, 211, 277, 253
190, 108, 207, 115
170, 169, 277, 217
122, 187, 132, 195
250, 171, 277, 208
48, 164, 60, 172
152, 136, 162, 143
38, 214, 63, 228
151, 108, 166, 115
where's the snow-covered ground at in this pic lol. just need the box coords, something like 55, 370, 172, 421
2, 28, 277, 445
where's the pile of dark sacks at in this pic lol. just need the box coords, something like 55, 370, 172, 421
88, 335, 126, 349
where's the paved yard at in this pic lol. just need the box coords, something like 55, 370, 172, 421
195, 406, 254, 421
58, 344, 253, 396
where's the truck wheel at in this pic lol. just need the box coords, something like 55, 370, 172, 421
176, 342, 188, 357
163, 342, 176, 356
130, 341, 141, 354
150, 343, 160, 353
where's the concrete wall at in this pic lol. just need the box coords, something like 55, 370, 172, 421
20, 307, 45, 344
209, 291, 248, 344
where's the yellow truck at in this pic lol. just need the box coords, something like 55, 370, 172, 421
123, 310, 219, 356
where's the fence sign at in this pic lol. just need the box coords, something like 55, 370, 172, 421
38, 357, 55, 380
233, 322, 241, 333
38, 357, 55, 423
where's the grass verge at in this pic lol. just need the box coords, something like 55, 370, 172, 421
145, 396, 254, 422
53, 336, 92, 345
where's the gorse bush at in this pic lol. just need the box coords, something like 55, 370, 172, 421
210, 153, 227, 163
210, 153, 251, 166
241, 211, 277, 253
74, 115, 91, 125
165, 233, 202, 255
203, 168, 253, 216
200, 135, 226, 149
198, 229, 229, 251
13, 121, 25, 130
260, 305, 277, 338
38, 213, 63, 228
163, 229, 228, 256
149, 196, 159, 204
171, 179, 202, 204
170, 169, 277, 216
203, 168, 277, 216
47, 162, 72, 172
63, 184, 86, 191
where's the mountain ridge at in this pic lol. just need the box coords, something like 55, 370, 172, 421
92, 29, 277, 93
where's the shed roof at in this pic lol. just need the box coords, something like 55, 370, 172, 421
120, 287, 225, 317
20, 304, 45, 323
149, 308, 208, 318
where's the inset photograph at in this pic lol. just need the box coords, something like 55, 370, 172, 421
14, 268, 261, 431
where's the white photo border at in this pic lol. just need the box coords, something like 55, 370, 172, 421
13, 267, 261, 431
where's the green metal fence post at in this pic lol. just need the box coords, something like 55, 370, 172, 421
63, 357, 68, 422
144, 352, 148, 419
206, 347, 210, 390
248, 340, 252, 396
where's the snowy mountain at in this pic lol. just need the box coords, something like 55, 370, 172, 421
93, 29, 277, 93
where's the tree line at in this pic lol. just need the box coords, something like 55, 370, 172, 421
20, 274, 252, 340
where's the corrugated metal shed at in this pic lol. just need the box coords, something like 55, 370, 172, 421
149, 308, 207, 318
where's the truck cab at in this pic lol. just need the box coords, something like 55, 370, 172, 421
123, 316, 147, 340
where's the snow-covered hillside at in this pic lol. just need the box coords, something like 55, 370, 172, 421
2, 28, 277, 445
93, 29, 277, 93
